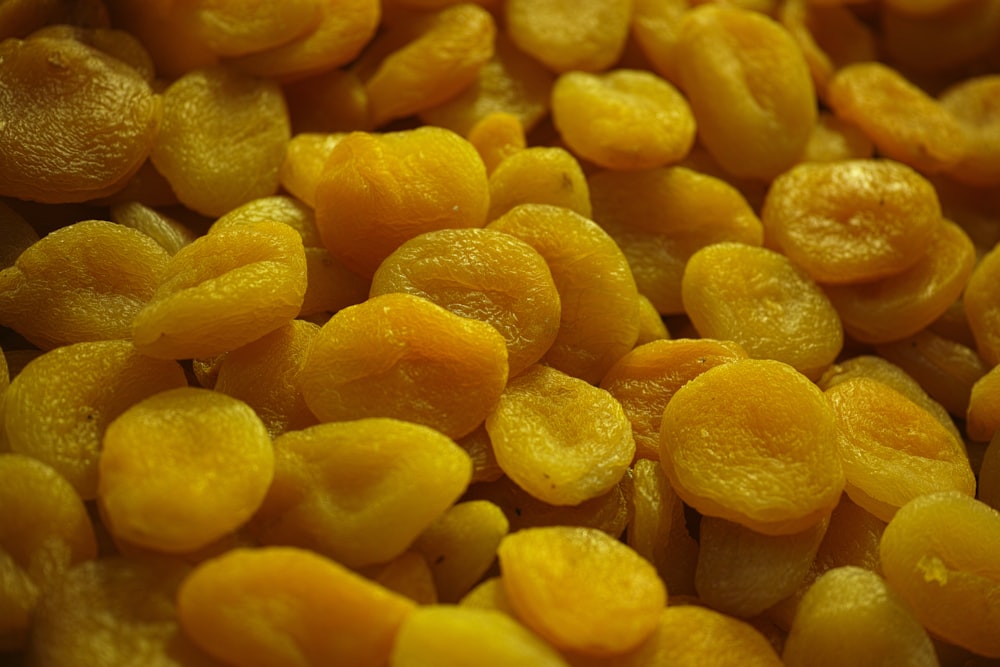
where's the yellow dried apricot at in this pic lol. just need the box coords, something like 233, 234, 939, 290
298, 292, 508, 439
879, 491, 1000, 658
782, 566, 938, 667
681, 243, 843, 379
278, 133, 345, 207
391, 605, 569, 667
0, 201, 38, 270
0, 35, 160, 203
497, 526, 666, 656
110, 201, 197, 256
487, 146, 592, 221
412, 500, 509, 603
551, 69, 696, 171
488, 204, 641, 383
190, 0, 321, 58
370, 551, 438, 606
762, 159, 944, 285
660, 359, 845, 535
363, 4, 496, 127
800, 112, 875, 163
177, 546, 415, 667
131, 220, 307, 360
3, 340, 187, 498
249, 417, 471, 569
504, 0, 632, 73
28, 24, 155, 82
630, 0, 689, 86
967, 365, 1000, 443
600, 338, 748, 461
588, 167, 764, 315
99, 387, 274, 553
826, 62, 968, 174
466, 112, 527, 174
370, 227, 561, 378
150, 65, 290, 217
455, 424, 503, 484
314, 127, 489, 279
626, 459, 692, 595
635, 294, 670, 345
0, 220, 169, 350
485, 365, 635, 506
825, 377, 975, 521
823, 220, 976, 344
964, 240, 1000, 366
27, 555, 216, 667
939, 75, 1000, 186
674, 5, 816, 181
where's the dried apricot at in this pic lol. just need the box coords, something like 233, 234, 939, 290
190, 0, 321, 58
968, 365, 1000, 443
964, 240, 1000, 366
249, 418, 471, 569
939, 75, 1000, 186
370, 227, 561, 378
660, 359, 845, 535
98, 387, 274, 553
110, 201, 197, 256
497, 526, 666, 655
0, 201, 38, 270
487, 146, 592, 221
485, 365, 635, 506
298, 292, 508, 439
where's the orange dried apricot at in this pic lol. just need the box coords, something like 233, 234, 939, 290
497, 526, 666, 656
249, 417, 471, 569
487, 146, 592, 221
964, 240, 1000, 366
488, 204, 641, 383
3, 340, 187, 499
627, 459, 694, 596
110, 201, 197, 256
660, 359, 845, 535
782, 566, 938, 667
674, 5, 816, 181
635, 295, 670, 345
762, 159, 944, 285
314, 127, 489, 279
371, 551, 438, 606
939, 75, 1000, 186
825, 377, 975, 521
630, 0, 689, 86
967, 365, 1000, 443
0, 220, 169, 350
98, 387, 274, 553
0, 34, 160, 203
150, 65, 290, 218
589, 167, 763, 315
681, 243, 843, 379
485, 365, 635, 506
178, 546, 415, 667
370, 227, 561, 378
278, 133, 345, 207
800, 112, 875, 163
879, 491, 1000, 658
551, 69, 696, 171
298, 292, 508, 439
466, 112, 527, 174
131, 220, 306, 360
190, 0, 321, 58
455, 425, 503, 484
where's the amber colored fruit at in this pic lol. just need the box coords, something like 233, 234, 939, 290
762, 159, 943, 286
28, 24, 155, 81
284, 68, 370, 135
485, 365, 635, 506
420, 34, 554, 138
110, 201, 197, 256
371, 551, 438, 606
498, 526, 666, 655
674, 5, 816, 181
132, 220, 307, 360
364, 4, 496, 127
589, 167, 763, 315
782, 566, 938, 667
488, 204, 641, 383
0, 35, 160, 203
487, 147, 592, 222
695, 516, 828, 618
454, 424, 503, 484
370, 227, 561, 378
0, 201, 38, 270
411, 500, 509, 603
99, 387, 274, 553
298, 292, 508, 439
315, 127, 489, 279
189, 0, 320, 58
968, 365, 1000, 443
825, 378, 976, 522
178, 547, 416, 667
964, 241, 1000, 366
278, 132, 345, 207
249, 418, 471, 569
635, 295, 670, 345
27, 556, 217, 667
466, 112, 527, 175
980, 432, 1000, 511
681, 243, 843, 380
0, 220, 169, 350
801, 112, 875, 163
939, 75, 1000, 186
228, 0, 380, 81
879, 491, 1000, 658
882, 1, 1000, 77
826, 62, 967, 174
600, 338, 748, 461
151, 65, 290, 217
823, 220, 976, 344
3, 340, 187, 498
660, 359, 845, 535
390, 605, 569, 667
627, 459, 682, 584
504, 0, 632, 73
551, 69, 696, 171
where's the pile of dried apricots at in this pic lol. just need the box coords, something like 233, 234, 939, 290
2, 0, 1000, 664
